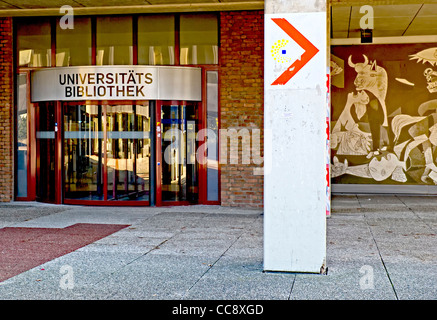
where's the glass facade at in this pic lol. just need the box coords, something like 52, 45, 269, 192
96, 16, 133, 65
14, 13, 220, 205
180, 14, 219, 65
16, 13, 218, 68
56, 17, 92, 66
138, 15, 175, 65
17, 17, 51, 67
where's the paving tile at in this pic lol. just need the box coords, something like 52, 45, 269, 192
186, 257, 294, 300
1, 199, 437, 300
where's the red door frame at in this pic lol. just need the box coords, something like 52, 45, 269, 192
32, 101, 58, 204
15, 71, 36, 201
55, 101, 62, 204
155, 101, 162, 206
155, 67, 221, 206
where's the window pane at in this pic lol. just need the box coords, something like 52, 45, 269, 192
138, 15, 175, 65
206, 71, 219, 201
17, 74, 28, 197
56, 17, 92, 66
96, 16, 133, 65
17, 18, 51, 67
180, 13, 218, 65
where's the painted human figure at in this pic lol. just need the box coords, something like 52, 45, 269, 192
391, 99, 437, 184
331, 55, 404, 183
347, 55, 390, 155
331, 90, 372, 155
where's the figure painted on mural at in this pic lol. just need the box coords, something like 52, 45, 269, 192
332, 102, 437, 185
347, 55, 390, 155
331, 55, 390, 158
330, 60, 343, 76
409, 47, 437, 67
331, 46, 437, 185
391, 99, 437, 184
331, 90, 372, 155
331, 152, 407, 183
424, 68, 437, 93
331, 54, 406, 183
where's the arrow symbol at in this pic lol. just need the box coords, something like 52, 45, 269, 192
271, 18, 319, 86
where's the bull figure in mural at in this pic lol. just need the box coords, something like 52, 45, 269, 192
348, 55, 390, 155
348, 54, 389, 128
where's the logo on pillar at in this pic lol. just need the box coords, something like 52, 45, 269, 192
271, 18, 319, 86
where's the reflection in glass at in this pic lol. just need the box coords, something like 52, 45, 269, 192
56, 17, 92, 66
206, 71, 219, 201
96, 16, 133, 65
138, 15, 175, 65
17, 74, 28, 197
36, 102, 56, 202
64, 104, 150, 201
161, 104, 198, 201
180, 14, 218, 65
17, 17, 51, 67
106, 104, 150, 201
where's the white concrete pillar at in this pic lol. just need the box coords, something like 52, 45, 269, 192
263, 0, 329, 273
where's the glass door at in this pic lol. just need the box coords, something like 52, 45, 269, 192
106, 104, 151, 201
156, 101, 199, 205
31, 100, 204, 206
63, 102, 151, 204
64, 104, 104, 200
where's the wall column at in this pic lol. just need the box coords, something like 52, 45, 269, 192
0, 17, 14, 202
263, 0, 329, 273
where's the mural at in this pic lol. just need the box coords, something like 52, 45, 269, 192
331, 44, 437, 186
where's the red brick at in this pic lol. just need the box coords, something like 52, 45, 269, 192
219, 11, 264, 208
0, 17, 13, 202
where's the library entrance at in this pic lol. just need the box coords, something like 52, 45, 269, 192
19, 65, 220, 206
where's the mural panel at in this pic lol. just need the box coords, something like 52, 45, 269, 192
331, 44, 437, 185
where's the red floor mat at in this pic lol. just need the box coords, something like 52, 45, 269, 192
0, 223, 129, 282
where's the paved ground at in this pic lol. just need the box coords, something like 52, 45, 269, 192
0, 194, 436, 300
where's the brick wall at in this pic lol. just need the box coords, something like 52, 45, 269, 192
219, 11, 264, 208
0, 17, 13, 202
